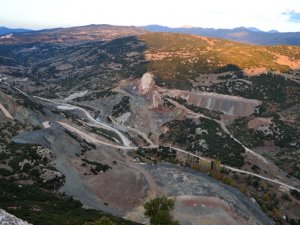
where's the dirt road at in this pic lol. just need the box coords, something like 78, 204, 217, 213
34, 96, 132, 146
0, 103, 14, 119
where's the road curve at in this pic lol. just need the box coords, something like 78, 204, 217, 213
0, 103, 14, 119
34, 96, 132, 147
108, 116, 155, 146
165, 97, 270, 163
56, 121, 300, 192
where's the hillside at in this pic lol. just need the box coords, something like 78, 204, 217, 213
1, 31, 300, 89
143, 25, 300, 46
138, 32, 300, 88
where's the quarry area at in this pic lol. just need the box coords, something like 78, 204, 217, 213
0, 69, 300, 225
2, 20, 300, 224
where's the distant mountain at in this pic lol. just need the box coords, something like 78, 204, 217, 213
268, 30, 279, 33
0, 24, 147, 44
143, 25, 300, 45
241, 27, 262, 32
0, 26, 32, 35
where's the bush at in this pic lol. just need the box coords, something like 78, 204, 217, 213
85, 217, 116, 225
144, 196, 180, 225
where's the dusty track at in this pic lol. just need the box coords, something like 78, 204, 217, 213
58, 120, 300, 192
3, 82, 300, 192
34, 96, 132, 146
0, 103, 14, 119
165, 97, 269, 163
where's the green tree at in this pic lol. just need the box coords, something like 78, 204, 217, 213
84, 217, 116, 225
144, 196, 180, 225
152, 210, 180, 225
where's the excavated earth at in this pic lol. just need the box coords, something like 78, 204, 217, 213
11, 121, 273, 225
146, 163, 273, 225
164, 89, 261, 117
0, 81, 275, 225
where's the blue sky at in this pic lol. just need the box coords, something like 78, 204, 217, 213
1, 0, 300, 32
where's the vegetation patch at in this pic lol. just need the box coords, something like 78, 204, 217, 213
0, 179, 140, 225
207, 74, 300, 111
137, 146, 177, 163
144, 196, 180, 225
111, 96, 131, 117
228, 116, 300, 180
160, 118, 245, 167
81, 158, 112, 174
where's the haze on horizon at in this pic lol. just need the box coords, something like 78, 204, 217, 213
1, 0, 300, 32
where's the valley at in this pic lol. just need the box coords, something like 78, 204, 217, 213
0, 25, 300, 225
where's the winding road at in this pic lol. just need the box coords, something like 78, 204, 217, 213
2, 81, 300, 192
34, 96, 132, 147
165, 97, 270, 163
0, 103, 14, 119
56, 120, 300, 192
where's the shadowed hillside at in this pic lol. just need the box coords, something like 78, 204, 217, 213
1, 30, 300, 91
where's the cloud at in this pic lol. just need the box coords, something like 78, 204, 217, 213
283, 10, 300, 22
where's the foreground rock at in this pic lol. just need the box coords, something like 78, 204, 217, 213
0, 209, 32, 225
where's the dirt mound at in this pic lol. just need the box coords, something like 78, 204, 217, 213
146, 163, 273, 225
174, 195, 245, 225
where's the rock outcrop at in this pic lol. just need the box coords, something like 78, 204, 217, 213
138, 72, 154, 95
0, 209, 32, 225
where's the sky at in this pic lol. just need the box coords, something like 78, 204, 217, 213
1, 0, 300, 32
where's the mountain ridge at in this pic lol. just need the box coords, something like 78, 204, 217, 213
142, 24, 300, 45
0, 26, 32, 35
1, 24, 300, 45
0, 24, 147, 44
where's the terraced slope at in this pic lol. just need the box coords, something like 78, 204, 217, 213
138, 33, 300, 88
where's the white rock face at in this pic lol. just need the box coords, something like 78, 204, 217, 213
166, 90, 261, 117
0, 209, 32, 225
64, 90, 88, 101
116, 112, 131, 125
138, 72, 154, 95
40, 168, 63, 181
